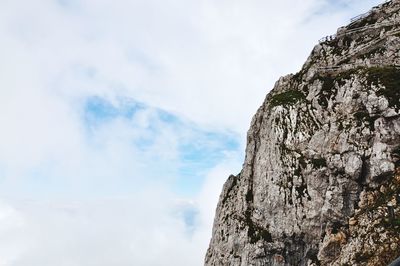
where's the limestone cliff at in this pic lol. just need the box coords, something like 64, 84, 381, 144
205, 1, 400, 265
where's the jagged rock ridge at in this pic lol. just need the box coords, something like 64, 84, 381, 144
206, 1, 400, 265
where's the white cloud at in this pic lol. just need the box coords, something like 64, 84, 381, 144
0, 0, 384, 134
0, 156, 242, 266
0, 0, 385, 265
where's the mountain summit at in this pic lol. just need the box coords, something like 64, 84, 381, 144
206, 1, 400, 265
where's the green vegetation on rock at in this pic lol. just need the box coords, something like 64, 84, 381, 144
270, 90, 305, 108
364, 66, 400, 110
311, 158, 327, 169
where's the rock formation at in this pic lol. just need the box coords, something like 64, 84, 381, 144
205, 1, 400, 265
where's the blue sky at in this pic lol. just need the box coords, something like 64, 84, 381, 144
0, 0, 384, 265
83, 96, 241, 197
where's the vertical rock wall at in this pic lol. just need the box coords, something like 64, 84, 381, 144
206, 1, 400, 265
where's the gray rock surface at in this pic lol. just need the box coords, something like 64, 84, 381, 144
205, 1, 400, 265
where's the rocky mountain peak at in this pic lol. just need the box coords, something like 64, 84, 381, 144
205, 1, 400, 265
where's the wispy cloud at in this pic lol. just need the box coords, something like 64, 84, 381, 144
0, 94, 241, 199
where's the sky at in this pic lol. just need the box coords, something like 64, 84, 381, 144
0, 0, 384, 265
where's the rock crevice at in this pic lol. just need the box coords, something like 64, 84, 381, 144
206, 1, 400, 265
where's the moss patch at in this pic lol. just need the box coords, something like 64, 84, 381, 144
364, 66, 400, 110
311, 158, 327, 169
270, 90, 305, 108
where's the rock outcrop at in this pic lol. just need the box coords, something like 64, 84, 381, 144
205, 1, 400, 265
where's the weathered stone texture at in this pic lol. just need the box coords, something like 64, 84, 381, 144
206, 1, 400, 265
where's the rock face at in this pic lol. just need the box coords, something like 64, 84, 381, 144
205, 1, 400, 265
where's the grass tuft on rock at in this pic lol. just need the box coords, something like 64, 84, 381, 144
270, 90, 305, 108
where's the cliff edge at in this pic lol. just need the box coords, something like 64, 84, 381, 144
206, 1, 400, 265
